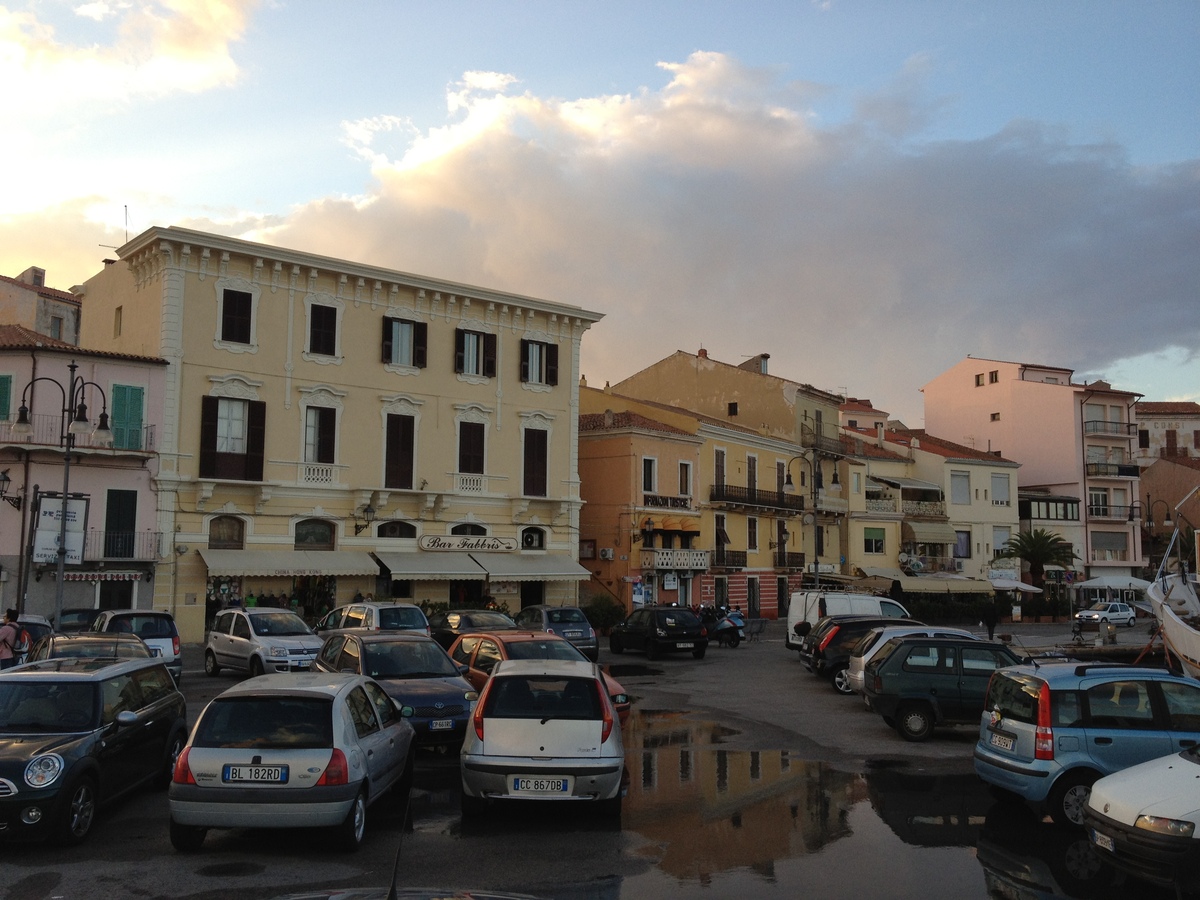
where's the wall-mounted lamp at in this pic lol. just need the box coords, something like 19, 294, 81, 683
630, 517, 654, 544
769, 529, 791, 549
0, 469, 21, 510
354, 504, 377, 536
175, 544, 189, 556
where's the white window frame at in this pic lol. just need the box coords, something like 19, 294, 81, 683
950, 471, 971, 505
216, 398, 248, 454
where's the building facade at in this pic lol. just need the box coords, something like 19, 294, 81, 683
0, 268, 81, 344
1134, 401, 1200, 467
78, 226, 603, 641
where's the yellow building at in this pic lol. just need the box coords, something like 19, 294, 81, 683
78, 226, 603, 641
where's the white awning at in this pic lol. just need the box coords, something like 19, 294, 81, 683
197, 549, 380, 577
468, 553, 592, 582
372, 551, 487, 581
870, 475, 942, 492
862, 567, 993, 594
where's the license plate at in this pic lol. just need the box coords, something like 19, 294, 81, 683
676, 642, 694, 649
564, 631, 583, 638
223, 764, 288, 784
1091, 828, 1115, 853
989, 732, 1014, 751
430, 719, 454, 731
512, 776, 571, 794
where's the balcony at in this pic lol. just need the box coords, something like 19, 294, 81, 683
299, 462, 343, 485
904, 555, 962, 574
0, 413, 156, 453
773, 550, 806, 569
815, 493, 849, 514
709, 484, 804, 513
902, 499, 946, 517
867, 497, 898, 513
1084, 420, 1136, 438
1089, 549, 1131, 562
712, 549, 747, 570
1087, 504, 1135, 521
640, 548, 710, 571
1085, 463, 1140, 478
801, 431, 844, 456
83, 530, 163, 561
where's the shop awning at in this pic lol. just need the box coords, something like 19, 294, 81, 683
870, 476, 942, 492
372, 551, 486, 581
902, 521, 959, 544
197, 549, 380, 577
468, 553, 592, 582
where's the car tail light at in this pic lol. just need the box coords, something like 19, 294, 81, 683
700, 626, 708, 638
172, 635, 181, 656
872, 674, 883, 693
172, 747, 196, 785
1034, 681, 1054, 760
317, 749, 349, 785
473, 678, 497, 741
597, 680, 615, 743
818, 626, 840, 653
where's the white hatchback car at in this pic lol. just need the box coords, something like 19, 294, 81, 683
1074, 601, 1137, 628
168, 672, 415, 851
460, 659, 624, 817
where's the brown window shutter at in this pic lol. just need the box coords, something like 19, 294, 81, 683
200, 396, 218, 477
519, 339, 530, 383
382, 317, 394, 363
483, 333, 497, 378
524, 428, 548, 496
246, 401, 266, 481
454, 329, 466, 373
413, 322, 427, 368
546, 344, 558, 386
386, 414, 415, 489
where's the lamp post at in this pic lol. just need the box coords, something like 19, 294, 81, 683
1139, 495, 1174, 575
784, 452, 842, 588
10, 360, 112, 628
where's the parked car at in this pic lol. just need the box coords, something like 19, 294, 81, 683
427, 609, 519, 650
862, 635, 1023, 742
204, 607, 324, 677
846, 625, 983, 698
314, 632, 476, 751
609, 607, 708, 660
785, 590, 912, 649
89, 610, 181, 682
0, 656, 188, 844
27, 633, 153, 662
314, 601, 430, 636
512, 605, 599, 662
974, 661, 1200, 826
800, 615, 923, 694
1074, 602, 1137, 628
460, 658, 623, 817
448, 630, 631, 725
168, 672, 415, 852
1085, 747, 1200, 893
56, 608, 99, 633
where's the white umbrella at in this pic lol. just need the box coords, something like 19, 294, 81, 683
989, 577, 1042, 593
1073, 575, 1151, 590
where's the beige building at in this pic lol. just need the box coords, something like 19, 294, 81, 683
1, 267, 80, 344
78, 226, 602, 641
1135, 401, 1200, 467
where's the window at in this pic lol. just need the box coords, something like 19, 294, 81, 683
346, 686, 380, 739
679, 462, 692, 496
222, 290, 252, 344
521, 527, 545, 550
747, 455, 757, 492
381, 317, 427, 368
209, 516, 245, 550
990, 412, 1001, 422
520, 340, 559, 385
954, 530, 971, 559
452, 523, 487, 536
864, 527, 885, 554
993, 526, 1011, 558
458, 421, 485, 474
0, 374, 11, 420
851, 471, 862, 494
377, 520, 416, 539
1138, 429, 1149, 449
455, 329, 496, 377
200, 397, 265, 481
385, 414, 415, 489
643, 457, 657, 492
950, 471, 971, 505
714, 449, 725, 488
104, 489, 137, 557
309, 304, 337, 356
304, 406, 336, 464
50, 316, 63, 340
295, 519, 335, 550
109, 385, 144, 450
975, 373, 984, 386
523, 428, 548, 497
989, 370, 999, 383
747, 518, 758, 551
727, 402, 738, 416
991, 473, 1011, 506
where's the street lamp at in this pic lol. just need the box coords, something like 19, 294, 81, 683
784, 452, 842, 588
1140, 495, 1174, 574
11, 360, 112, 627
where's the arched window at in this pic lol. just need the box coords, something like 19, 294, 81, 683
377, 520, 417, 539
208, 515, 245, 550
295, 518, 335, 550
520, 527, 545, 550
451, 523, 487, 537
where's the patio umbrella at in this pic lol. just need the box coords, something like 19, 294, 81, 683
989, 577, 1042, 593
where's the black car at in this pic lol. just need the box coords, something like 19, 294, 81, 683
609, 607, 709, 660
799, 615, 923, 694
0, 656, 188, 843
426, 610, 519, 650
314, 632, 477, 751
27, 633, 153, 662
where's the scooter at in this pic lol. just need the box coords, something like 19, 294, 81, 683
706, 606, 746, 648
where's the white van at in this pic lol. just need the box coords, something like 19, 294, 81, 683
784, 590, 911, 653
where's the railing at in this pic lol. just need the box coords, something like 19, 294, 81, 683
1160, 447, 1193, 459
801, 432, 844, 456
83, 530, 163, 561
815, 493, 848, 514
640, 548, 711, 570
902, 499, 946, 517
708, 484, 805, 512
773, 550, 806, 569
1085, 463, 1140, 478
713, 549, 747, 569
1090, 549, 1131, 562
0, 413, 155, 452
299, 463, 341, 485
866, 497, 898, 513
455, 472, 488, 493
1087, 504, 1135, 521
1084, 420, 1136, 437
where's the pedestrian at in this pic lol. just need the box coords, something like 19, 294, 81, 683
245, 591, 258, 608
982, 597, 1000, 640
0, 609, 20, 670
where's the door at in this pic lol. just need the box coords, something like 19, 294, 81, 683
1082, 679, 1172, 773
104, 489, 138, 558
955, 646, 1015, 724
345, 684, 399, 800
520, 581, 544, 608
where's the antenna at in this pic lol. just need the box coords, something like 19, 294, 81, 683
98, 206, 130, 251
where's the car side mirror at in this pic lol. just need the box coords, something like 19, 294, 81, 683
457, 663, 469, 676
397, 703, 415, 718
114, 710, 139, 728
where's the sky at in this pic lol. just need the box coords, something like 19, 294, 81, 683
1, 0, 1197, 426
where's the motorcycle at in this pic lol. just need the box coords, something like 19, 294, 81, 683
701, 605, 746, 648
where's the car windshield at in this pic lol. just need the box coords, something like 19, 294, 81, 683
109, 615, 174, 639
51, 639, 151, 660
250, 612, 313, 636
363, 641, 459, 678
546, 608, 588, 625
0, 682, 97, 732
378, 607, 427, 630
193, 696, 333, 749
505, 640, 585, 662
1085, 603, 1112, 612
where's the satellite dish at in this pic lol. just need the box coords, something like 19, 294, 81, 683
898, 552, 910, 563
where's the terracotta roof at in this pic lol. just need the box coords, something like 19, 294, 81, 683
579, 411, 693, 436
1136, 401, 1200, 416
848, 426, 1017, 464
0, 274, 79, 304
0, 324, 167, 364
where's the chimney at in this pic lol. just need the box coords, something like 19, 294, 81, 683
698, 348, 708, 359
876, 424, 885, 445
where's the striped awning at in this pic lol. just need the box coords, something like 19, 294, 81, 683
197, 549, 380, 577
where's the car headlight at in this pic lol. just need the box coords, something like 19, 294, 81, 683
1136, 815, 1196, 838
25, 754, 65, 788
268, 645, 289, 657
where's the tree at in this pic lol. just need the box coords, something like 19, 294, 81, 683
996, 528, 1077, 591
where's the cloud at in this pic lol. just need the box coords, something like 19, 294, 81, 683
260, 51, 1198, 422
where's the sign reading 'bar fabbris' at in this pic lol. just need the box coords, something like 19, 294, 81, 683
418, 535, 518, 552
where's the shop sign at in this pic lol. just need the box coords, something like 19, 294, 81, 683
418, 535, 518, 552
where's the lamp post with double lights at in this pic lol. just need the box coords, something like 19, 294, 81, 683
783, 452, 841, 589
10, 360, 112, 629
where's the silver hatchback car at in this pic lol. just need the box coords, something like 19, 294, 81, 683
513, 605, 599, 661
204, 608, 324, 677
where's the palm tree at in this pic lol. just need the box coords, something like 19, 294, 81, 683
996, 528, 1077, 591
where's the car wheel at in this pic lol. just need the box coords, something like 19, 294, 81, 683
338, 788, 368, 851
169, 818, 207, 852
1049, 771, 1098, 828
249, 656, 265, 678
646, 640, 659, 661
692, 645, 706, 660
204, 650, 221, 677
609, 635, 624, 654
156, 730, 186, 789
56, 776, 97, 845
830, 667, 854, 695
1126, 616, 1136, 628
895, 703, 935, 742
1099, 617, 1108, 623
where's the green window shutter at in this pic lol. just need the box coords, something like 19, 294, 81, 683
0, 375, 11, 421
110, 385, 145, 450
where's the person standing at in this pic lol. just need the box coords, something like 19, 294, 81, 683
0, 609, 20, 670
